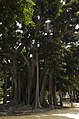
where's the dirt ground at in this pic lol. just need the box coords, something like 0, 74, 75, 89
0, 103, 79, 119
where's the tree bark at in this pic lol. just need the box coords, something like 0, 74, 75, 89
3, 69, 7, 104
35, 50, 42, 108
59, 91, 63, 107
52, 77, 57, 108
22, 53, 36, 106
48, 73, 53, 107
40, 68, 49, 108
11, 56, 19, 105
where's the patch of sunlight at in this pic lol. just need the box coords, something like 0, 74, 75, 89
35, 114, 48, 118
73, 103, 79, 107
74, 108, 79, 110
35, 115, 41, 118
41, 114, 48, 117
51, 113, 79, 119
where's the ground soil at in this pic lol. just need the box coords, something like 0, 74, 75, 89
0, 103, 79, 119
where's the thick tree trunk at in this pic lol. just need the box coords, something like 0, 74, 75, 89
27, 64, 36, 107
22, 54, 36, 107
11, 56, 19, 105
40, 68, 49, 108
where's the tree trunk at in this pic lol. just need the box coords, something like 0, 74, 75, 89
27, 63, 36, 107
3, 70, 7, 104
35, 50, 41, 108
22, 53, 36, 107
69, 88, 73, 107
52, 78, 57, 108
48, 73, 53, 108
59, 91, 63, 107
70, 94, 73, 107
11, 56, 19, 105
40, 68, 49, 108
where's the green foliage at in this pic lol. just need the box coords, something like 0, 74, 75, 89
0, 0, 35, 27
19, 0, 35, 26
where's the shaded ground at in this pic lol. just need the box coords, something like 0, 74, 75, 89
0, 103, 79, 119
0, 107, 79, 119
